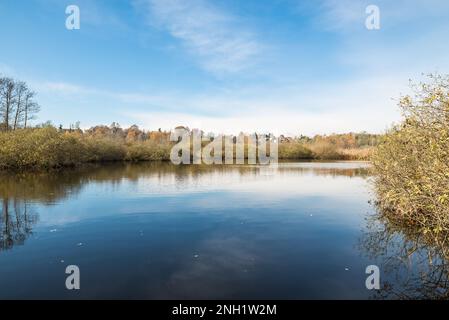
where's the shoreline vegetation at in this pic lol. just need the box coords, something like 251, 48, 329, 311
0, 125, 378, 170
0, 74, 378, 170
3, 73, 448, 240
372, 74, 449, 241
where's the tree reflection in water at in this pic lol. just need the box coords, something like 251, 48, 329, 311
2, 161, 446, 298
360, 211, 449, 299
0, 161, 369, 252
1, 198, 38, 250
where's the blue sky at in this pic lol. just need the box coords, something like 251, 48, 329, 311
1, 0, 449, 135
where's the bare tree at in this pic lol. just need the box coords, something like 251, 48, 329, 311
23, 90, 39, 128
1, 77, 40, 130
13, 81, 27, 130
0, 77, 16, 131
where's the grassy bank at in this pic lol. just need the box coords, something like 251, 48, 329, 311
372, 74, 449, 236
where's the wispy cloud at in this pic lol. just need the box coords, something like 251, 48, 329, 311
317, 0, 366, 31
31, 74, 405, 136
0, 63, 15, 76
309, 0, 449, 32
120, 74, 405, 136
37, 82, 89, 95
136, 0, 261, 74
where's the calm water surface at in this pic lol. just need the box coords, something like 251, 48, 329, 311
0, 162, 446, 299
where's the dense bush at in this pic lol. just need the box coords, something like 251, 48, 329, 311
372, 74, 449, 234
278, 141, 372, 160
0, 127, 170, 169
308, 141, 342, 160
124, 141, 171, 161
0, 127, 85, 168
278, 142, 314, 159
336, 147, 373, 161
82, 136, 126, 162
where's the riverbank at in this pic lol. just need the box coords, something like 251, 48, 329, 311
0, 127, 375, 170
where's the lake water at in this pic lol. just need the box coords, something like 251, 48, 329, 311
0, 162, 446, 299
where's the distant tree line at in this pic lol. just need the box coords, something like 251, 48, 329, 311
0, 74, 381, 168
0, 76, 40, 131
292, 132, 381, 148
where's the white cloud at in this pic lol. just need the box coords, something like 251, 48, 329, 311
0, 63, 15, 76
121, 76, 404, 136
318, 0, 366, 31
31, 73, 406, 136
136, 0, 261, 74
123, 107, 395, 137
37, 82, 88, 95
311, 0, 449, 32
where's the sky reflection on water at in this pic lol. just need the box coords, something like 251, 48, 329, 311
0, 162, 446, 299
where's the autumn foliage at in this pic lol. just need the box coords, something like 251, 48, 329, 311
372, 74, 449, 235
0, 125, 172, 169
